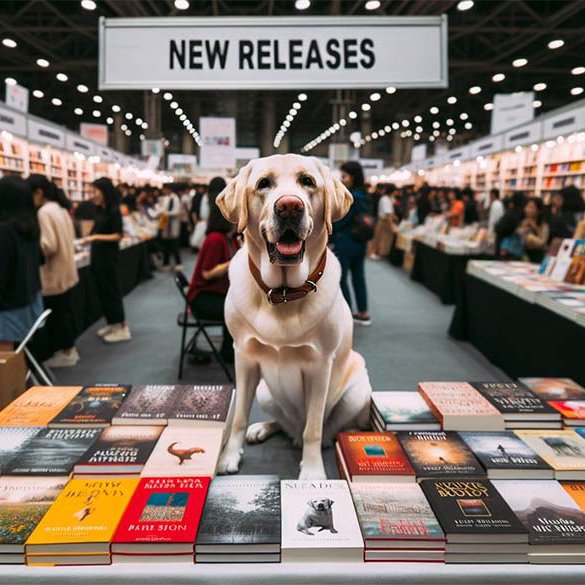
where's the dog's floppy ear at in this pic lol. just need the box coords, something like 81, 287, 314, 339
216, 161, 253, 233
327, 498, 334, 507
315, 159, 353, 235
309, 499, 317, 510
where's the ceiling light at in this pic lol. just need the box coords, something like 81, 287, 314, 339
152, 88, 160, 94
74, 107, 83, 115
348, 111, 357, 119
81, 0, 97, 9
392, 122, 400, 130
92, 110, 101, 117
433, 130, 440, 137
365, 0, 381, 9
415, 126, 423, 133
2, 38, 17, 49
125, 130, 131, 136
414, 133, 420, 140
293, 102, 301, 109
106, 117, 114, 124
112, 105, 121, 113
484, 103, 494, 111
457, 0, 474, 10
340, 119, 347, 126
361, 103, 371, 111
571, 87, 584, 96
512, 58, 528, 68
56, 73, 68, 82
533, 82, 547, 92
372, 132, 378, 139
369, 92, 381, 101
446, 118, 454, 125
170, 101, 178, 109
121, 124, 128, 131
430, 106, 439, 114
140, 134, 145, 141
4, 77, 16, 86
295, 0, 311, 9
432, 121, 440, 129
36, 58, 50, 68
532, 100, 542, 108
77, 84, 88, 93
383, 125, 391, 132
385, 86, 397, 95
93, 95, 103, 103
298, 93, 308, 101
142, 122, 148, 129
469, 85, 481, 95
460, 112, 469, 120
163, 92, 173, 100
180, 114, 186, 121
174, 0, 189, 9
492, 73, 506, 82
136, 118, 143, 125
429, 136, 435, 142
571, 67, 585, 76
33, 89, 44, 98
286, 115, 293, 122
125, 112, 133, 120
414, 115, 422, 123
175, 108, 183, 116
465, 122, 473, 129
548, 39, 564, 50
51, 97, 62, 106
447, 96, 457, 104
289, 108, 297, 115
401, 120, 410, 127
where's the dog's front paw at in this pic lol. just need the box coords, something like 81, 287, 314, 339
298, 459, 327, 480
217, 447, 243, 475
246, 421, 280, 444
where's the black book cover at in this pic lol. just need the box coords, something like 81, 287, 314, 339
196, 475, 281, 546
460, 432, 552, 473
114, 385, 185, 422
470, 382, 557, 416
398, 431, 486, 479
168, 385, 233, 423
3, 428, 101, 475
421, 479, 527, 538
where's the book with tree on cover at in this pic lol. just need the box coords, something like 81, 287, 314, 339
2, 428, 101, 476
167, 385, 234, 427
548, 401, 585, 426
519, 378, 585, 402
370, 391, 440, 431
112, 385, 185, 425
417, 382, 504, 431
113, 476, 210, 555
74, 426, 164, 475
336, 432, 415, 483
0, 386, 82, 427
50, 384, 131, 428
0, 427, 42, 473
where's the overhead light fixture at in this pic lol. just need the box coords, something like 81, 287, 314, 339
295, 0, 311, 9
571, 87, 584, 96
81, 0, 97, 9
180, 114, 187, 121
460, 112, 469, 120
174, 0, 189, 9
492, 73, 506, 82
365, 0, 381, 10
93, 95, 103, 103
33, 89, 44, 98
4, 77, 17, 86
56, 73, 68, 82
74, 107, 83, 115
92, 110, 101, 117
135, 117, 143, 125
415, 125, 423, 133
532, 100, 542, 108
464, 122, 473, 129
430, 106, 439, 114
571, 67, 585, 75
361, 103, 371, 111
112, 104, 121, 113
163, 92, 173, 100
77, 84, 88, 93
51, 97, 62, 106
106, 116, 114, 124
385, 86, 396, 94
446, 135, 454, 142
369, 92, 381, 102
142, 122, 148, 129
512, 58, 528, 67
174, 108, 182, 116
533, 82, 547, 91
447, 96, 457, 104
125, 129, 131, 136
36, 58, 50, 68
170, 101, 178, 109
457, 0, 474, 10
348, 111, 358, 119
392, 122, 400, 130
484, 103, 494, 111
446, 119, 454, 126
432, 121, 440, 129
125, 112, 133, 120
121, 124, 128, 131
298, 93, 308, 101
340, 119, 347, 126
548, 39, 564, 50
1, 38, 17, 49
469, 86, 481, 95
414, 115, 422, 123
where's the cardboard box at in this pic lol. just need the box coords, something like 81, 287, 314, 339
0, 351, 27, 409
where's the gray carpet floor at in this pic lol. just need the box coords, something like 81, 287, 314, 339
54, 252, 506, 479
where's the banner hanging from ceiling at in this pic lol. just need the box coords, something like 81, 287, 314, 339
199, 117, 236, 169
98, 16, 448, 90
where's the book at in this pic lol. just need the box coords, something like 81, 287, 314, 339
25, 478, 139, 556
74, 426, 164, 475
2, 428, 101, 476
167, 385, 234, 427
0, 477, 68, 557
141, 426, 223, 478
470, 382, 559, 423
562, 482, 585, 515
349, 482, 444, 550
50, 384, 131, 428
549, 239, 577, 281
0, 386, 82, 427
417, 382, 504, 431
519, 378, 585, 402
0, 427, 42, 472
515, 430, 585, 480
336, 432, 415, 483
280, 480, 363, 563
420, 479, 528, 544
397, 431, 486, 480
370, 391, 440, 431
196, 475, 280, 555
112, 476, 210, 555
112, 385, 185, 425
459, 432, 553, 479
548, 401, 585, 426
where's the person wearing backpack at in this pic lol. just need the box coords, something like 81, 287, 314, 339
331, 161, 373, 326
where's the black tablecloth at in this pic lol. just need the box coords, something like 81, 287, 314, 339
449, 273, 585, 385
388, 236, 404, 267
410, 240, 491, 305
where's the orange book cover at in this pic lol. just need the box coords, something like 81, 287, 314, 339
0, 386, 82, 427
562, 482, 585, 512
549, 401, 585, 420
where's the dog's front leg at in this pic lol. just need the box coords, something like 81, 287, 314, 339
298, 361, 332, 480
217, 356, 260, 475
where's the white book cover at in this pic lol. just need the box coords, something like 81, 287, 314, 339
141, 426, 222, 478
281, 480, 363, 563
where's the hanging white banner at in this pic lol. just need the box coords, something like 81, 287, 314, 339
98, 16, 448, 90
199, 117, 236, 169
491, 92, 535, 135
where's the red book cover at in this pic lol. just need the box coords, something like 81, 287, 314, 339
337, 432, 415, 479
113, 476, 210, 550
549, 401, 585, 420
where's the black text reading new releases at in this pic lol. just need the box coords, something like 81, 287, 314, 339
169, 38, 376, 70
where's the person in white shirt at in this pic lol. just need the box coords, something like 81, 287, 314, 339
487, 188, 505, 240
368, 186, 396, 260
156, 183, 183, 271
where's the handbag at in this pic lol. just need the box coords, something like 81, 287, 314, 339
350, 212, 376, 242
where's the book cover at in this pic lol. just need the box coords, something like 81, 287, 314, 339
494, 480, 585, 546
0, 477, 68, 549
50, 384, 131, 427
0, 386, 82, 427
113, 385, 185, 424
26, 478, 139, 550
421, 479, 527, 540
141, 427, 223, 478
398, 431, 486, 479
280, 480, 363, 562
113, 476, 210, 547
349, 482, 444, 543
562, 482, 585, 514
75, 426, 164, 472
168, 385, 234, 425
515, 430, 585, 473
0, 427, 42, 472
337, 432, 415, 480
3, 428, 101, 476
470, 382, 557, 418
459, 432, 552, 475
519, 378, 585, 402
196, 476, 280, 547
548, 401, 585, 421
371, 391, 439, 428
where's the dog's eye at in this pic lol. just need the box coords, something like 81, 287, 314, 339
299, 175, 316, 188
256, 177, 272, 190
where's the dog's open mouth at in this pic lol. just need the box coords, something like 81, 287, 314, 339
267, 229, 306, 265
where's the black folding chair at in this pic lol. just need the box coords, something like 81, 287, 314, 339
173, 270, 233, 383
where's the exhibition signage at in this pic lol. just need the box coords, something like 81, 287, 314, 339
199, 117, 236, 169
411, 143, 427, 162
65, 133, 96, 156
490, 92, 535, 135
27, 119, 65, 148
98, 16, 448, 89
0, 102, 27, 137
6, 83, 29, 113
80, 123, 109, 146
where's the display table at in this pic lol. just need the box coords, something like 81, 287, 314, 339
1, 560, 584, 585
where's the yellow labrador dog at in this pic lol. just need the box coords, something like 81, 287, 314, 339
216, 154, 371, 479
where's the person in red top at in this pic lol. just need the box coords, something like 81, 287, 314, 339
187, 177, 239, 364
446, 188, 465, 228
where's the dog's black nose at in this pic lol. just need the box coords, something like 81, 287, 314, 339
275, 196, 304, 218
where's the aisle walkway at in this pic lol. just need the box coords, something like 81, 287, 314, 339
55, 253, 506, 477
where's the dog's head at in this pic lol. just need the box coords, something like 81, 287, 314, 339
309, 498, 334, 512
216, 154, 352, 267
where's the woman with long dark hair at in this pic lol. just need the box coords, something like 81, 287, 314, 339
82, 177, 130, 343
518, 197, 550, 263
187, 177, 239, 364
27, 174, 80, 366
549, 185, 585, 241
0, 176, 43, 342
331, 161, 372, 326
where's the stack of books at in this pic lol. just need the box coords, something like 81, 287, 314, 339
0, 427, 42, 472
370, 392, 440, 432
195, 476, 281, 563
350, 482, 445, 562
548, 401, 585, 427
421, 479, 529, 563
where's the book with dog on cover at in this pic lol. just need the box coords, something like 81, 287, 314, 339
0, 427, 42, 473
519, 378, 585, 402
112, 385, 186, 425
167, 385, 234, 428
280, 480, 363, 563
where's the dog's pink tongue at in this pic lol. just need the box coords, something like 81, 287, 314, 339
276, 240, 303, 255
